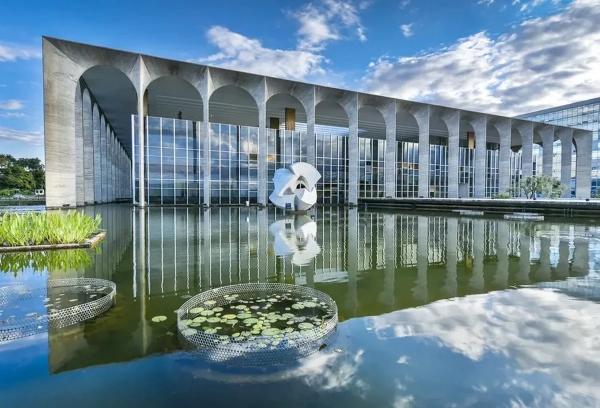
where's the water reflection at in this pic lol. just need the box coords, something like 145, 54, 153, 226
1, 205, 598, 398
269, 216, 321, 266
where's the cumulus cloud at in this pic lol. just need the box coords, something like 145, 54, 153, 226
363, 0, 600, 116
199, 26, 325, 80
0, 42, 40, 62
293, 0, 367, 51
0, 127, 42, 144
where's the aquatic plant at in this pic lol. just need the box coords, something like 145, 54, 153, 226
0, 211, 101, 247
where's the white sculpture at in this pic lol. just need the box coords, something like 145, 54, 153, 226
269, 216, 321, 266
269, 162, 321, 211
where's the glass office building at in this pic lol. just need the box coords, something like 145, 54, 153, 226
521, 97, 600, 195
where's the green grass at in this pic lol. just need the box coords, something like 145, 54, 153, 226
0, 211, 102, 247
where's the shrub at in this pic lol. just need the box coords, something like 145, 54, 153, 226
494, 192, 512, 199
0, 211, 101, 247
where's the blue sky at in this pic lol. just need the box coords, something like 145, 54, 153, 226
1, 0, 598, 160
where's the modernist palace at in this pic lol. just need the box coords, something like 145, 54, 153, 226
43, 37, 593, 208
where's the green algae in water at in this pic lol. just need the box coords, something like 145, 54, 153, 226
179, 290, 334, 345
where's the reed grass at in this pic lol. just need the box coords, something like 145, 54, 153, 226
0, 211, 102, 247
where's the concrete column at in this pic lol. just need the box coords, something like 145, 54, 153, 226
200, 70, 211, 207
443, 217, 458, 297
99, 115, 106, 203
103, 122, 110, 202
74, 84, 85, 206
471, 116, 487, 198
257, 78, 268, 206
443, 110, 460, 198
304, 87, 316, 165
137, 56, 147, 207
93, 105, 101, 203
345, 94, 359, 205
519, 123, 534, 178
82, 90, 94, 204
383, 101, 397, 198
572, 228, 589, 275
42, 39, 79, 207
540, 126, 555, 177
497, 120, 511, 194
108, 129, 113, 202
558, 128, 573, 198
412, 105, 430, 198
574, 130, 592, 199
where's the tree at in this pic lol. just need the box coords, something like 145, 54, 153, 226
514, 175, 566, 199
0, 154, 45, 192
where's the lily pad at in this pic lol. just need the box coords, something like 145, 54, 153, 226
298, 322, 314, 330
151, 315, 167, 323
189, 307, 205, 314
181, 328, 197, 336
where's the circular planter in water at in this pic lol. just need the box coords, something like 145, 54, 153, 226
0, 278, 116, 342
177, 283, 338, 366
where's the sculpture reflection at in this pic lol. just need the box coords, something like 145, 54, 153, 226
269, 215, 321, 266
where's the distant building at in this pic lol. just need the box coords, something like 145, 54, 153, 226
520, 98, 600, 196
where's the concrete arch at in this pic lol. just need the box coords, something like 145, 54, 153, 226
79, 65, 137, 153
209, 84, 259, 127
265, 78, 313, 118
145, 75, 203, 121
266, 93, 307, 130
396, 103, 420, 142
208, 68, 264, 109
358, 105, 386, 139
315, 98, 349, 129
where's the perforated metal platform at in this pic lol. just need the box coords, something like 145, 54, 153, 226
177, 283, 338, 366
0, 278, 116, 342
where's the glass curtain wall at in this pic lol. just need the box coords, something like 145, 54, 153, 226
429, 144, 448, 198
132, 115, 200, 205
210, 123, 259, 205
510, 150, 522, 197
459, 147, 474, 197
486, 146, 500, 198
396, 141, 419, 197
359, 138, 386, 198
316, 132, 348, 204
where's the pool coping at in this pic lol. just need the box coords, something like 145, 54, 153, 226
0, 230, 106, 253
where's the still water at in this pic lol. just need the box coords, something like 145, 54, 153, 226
1, 205, 600, 407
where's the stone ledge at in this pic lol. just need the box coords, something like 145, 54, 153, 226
0, 230, 106, 253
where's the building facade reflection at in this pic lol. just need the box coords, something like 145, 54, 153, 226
45, 206, 595, 373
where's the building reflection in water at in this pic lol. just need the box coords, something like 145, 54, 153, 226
46, 205, 596, 372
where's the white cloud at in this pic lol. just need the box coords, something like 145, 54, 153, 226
368, 285, 600, 406
363, 0, 600, 116
199, 26, 325, 80
0, 99, 24, 110
478, 0, 495, 5
400, 24, 414, 38
0, 43, 40, 62
0, 127, 42, 144
293, 0, 368, 51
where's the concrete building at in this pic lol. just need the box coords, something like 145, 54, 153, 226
43, 37, 593, 208
521, 97, 600, 196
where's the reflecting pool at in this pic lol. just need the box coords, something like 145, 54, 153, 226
1, 205, 600, 407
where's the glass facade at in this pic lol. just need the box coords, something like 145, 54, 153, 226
510, 150, 522, 196
429, 144, 448, 198
459, 147, 474, 197
133, 115, 201, 205
359, 137, 386, 198
316, 132, 348, 204
209, 123, 259, 205
486, 146, 499, 198
396, 141, 419, 198
522, 98, 600, 195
